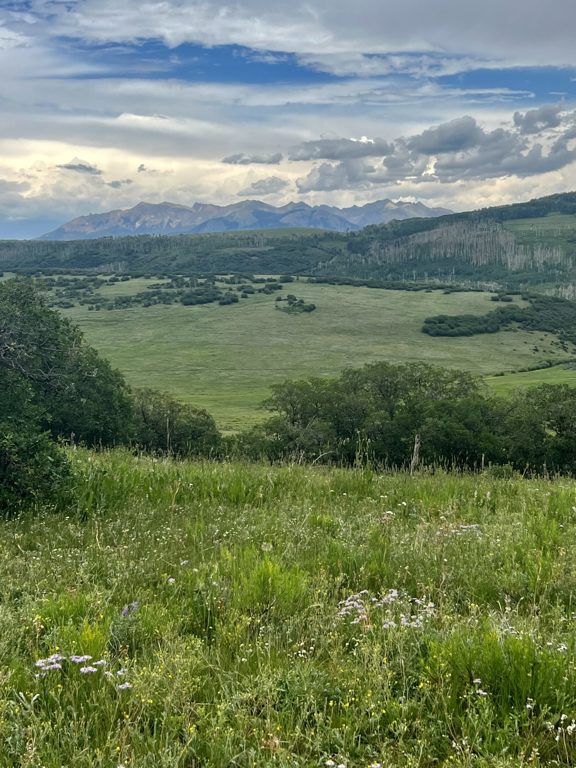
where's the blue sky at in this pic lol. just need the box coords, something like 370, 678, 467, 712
1, 0, 576, 237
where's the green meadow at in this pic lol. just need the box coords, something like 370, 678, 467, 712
62, 282, 572, 430
504, 213, 576, 249
487, 364, 576, 395
3, 451, 576, 767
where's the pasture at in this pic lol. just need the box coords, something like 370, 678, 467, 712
60, 280, 573, 429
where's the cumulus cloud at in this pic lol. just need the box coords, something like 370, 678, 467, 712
513, 104, 564, 134
238, 176, 290, 196
296, 109, 576, 191
297, 159, 378, 192
407, 116, 485, 155
222, 152, 283, 165
289, 136, 393, 161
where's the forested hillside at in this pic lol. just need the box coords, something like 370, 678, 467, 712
2, 192, 576, 290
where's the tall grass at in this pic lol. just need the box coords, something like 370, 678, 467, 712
1, 450, 576, 765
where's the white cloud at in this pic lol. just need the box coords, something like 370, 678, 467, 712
13, 0, 576, 68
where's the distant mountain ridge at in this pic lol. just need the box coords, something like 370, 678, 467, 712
39, 198, 453, 240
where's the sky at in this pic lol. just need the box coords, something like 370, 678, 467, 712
2, 1, 576, 237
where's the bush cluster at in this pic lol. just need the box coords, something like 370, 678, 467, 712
236, 361, 576, 474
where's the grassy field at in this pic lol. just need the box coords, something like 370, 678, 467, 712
61, 282, 573, 430
503, 213, 576, 249
487, 364, 576, 395
3, 451, 576, 766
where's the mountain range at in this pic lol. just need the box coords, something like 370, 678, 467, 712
40, 199, 452, 240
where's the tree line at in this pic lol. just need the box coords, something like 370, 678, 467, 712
236, 363, 576, 474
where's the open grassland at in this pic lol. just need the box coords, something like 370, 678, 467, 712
62, 283, 571, 430
3, 452, 576, 766
487, 364, 576, 395
504, 214, 576, 249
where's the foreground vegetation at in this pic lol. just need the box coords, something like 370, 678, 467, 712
2, 454, 576, 766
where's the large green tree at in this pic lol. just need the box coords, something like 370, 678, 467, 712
0, 278, 132, 446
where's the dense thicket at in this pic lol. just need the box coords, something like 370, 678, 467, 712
423, 293, 576, 345
237, 362, 576, 473
0, 279, 133, 445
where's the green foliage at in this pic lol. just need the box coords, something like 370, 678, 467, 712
0, 353, 69, 512
423, 293, 576, 345
241, 362, 504, 468
0, 278, 132, 446
130, 388, 221, 457
238, 362, 576, 474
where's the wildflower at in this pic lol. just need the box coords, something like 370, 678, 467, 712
117, 682, 132, 690
167, 577, 176, 584
93, 659, 107, 667
70, 655, 92, 664
121, 601, 140, 617
80, 666, 98, 674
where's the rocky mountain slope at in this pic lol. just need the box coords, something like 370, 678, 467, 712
40, 198, 452, 240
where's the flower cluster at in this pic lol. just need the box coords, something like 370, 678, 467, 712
337, 588, 435, 630
33, 653, 132, 690
546, 714, 576, 742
